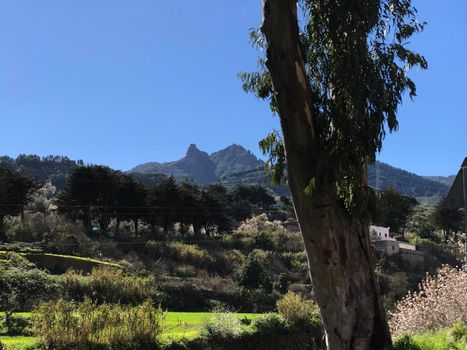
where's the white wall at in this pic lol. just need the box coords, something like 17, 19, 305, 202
399, 242, 416, 251
370, 225, 395, 241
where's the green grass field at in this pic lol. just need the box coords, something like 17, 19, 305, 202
0, 336, 38, 349
162, 312, 260, 340
0, 312, 263, 349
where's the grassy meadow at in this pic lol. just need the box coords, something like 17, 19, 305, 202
0, 311, 263, 349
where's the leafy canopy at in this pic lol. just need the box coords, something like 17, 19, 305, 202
240, 0, 427, 216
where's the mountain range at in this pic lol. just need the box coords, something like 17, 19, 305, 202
1, 144, 455, 205
130, 144, 453, 201
130, 144, 264, 184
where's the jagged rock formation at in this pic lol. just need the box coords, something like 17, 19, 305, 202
210, 144, 264, 179
130, 144, 263, 184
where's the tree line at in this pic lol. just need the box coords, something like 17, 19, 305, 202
0, 165, 282, 242
1, 164, 463, 244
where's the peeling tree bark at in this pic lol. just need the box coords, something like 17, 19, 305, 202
261, 1, 392, 349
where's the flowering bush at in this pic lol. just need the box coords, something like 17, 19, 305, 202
235, 214, 286, 237
389, 265, 467, 337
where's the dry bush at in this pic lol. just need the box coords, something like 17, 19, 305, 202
34, 298, 163, 349
276, 292, 319, 325
146, 241, 214, 268
389, 265, 467, 337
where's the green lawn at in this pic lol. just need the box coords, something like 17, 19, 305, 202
162, 312, 261, 340
1, 312, 263, 348
0, 336, 39, 349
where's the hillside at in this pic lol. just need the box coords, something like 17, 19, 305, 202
422, 175, 456, 187
0, 155, 80, 190
220, 167, 290, 196
210, 144, 264, 178
367, 161, 450, 197
130, 144, 264, 184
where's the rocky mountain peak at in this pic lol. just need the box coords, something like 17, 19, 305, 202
186, 144, 204, 157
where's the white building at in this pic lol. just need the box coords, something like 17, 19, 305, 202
369, 225, 395, 241
370, 225, 417, 255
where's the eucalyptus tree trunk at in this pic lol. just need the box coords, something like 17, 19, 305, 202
261, 1, 392, 349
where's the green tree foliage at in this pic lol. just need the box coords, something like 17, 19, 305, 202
0, 154, 82, 191
200, 185, 232, 236
144, 176, 181, 235
0, 168, 34, 242
430, 197, 464, 242
240, 0, 427, 216
230, 199, 253, 222
232, 185, 275, 211
377, 188, 418, 234
54, 166, 276, 240
235, 254, 272, 291
57, 166, 119, 234
178, 182, 204, 239
114, 174, 147, 238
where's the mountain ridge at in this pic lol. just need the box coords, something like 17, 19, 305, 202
131, 144, 452, 200
1, 145, 454, 205
130, 144, 264, 184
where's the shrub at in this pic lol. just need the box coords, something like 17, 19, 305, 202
61, 267, 158, 305
219, 249, 245, 273
253, 231, 277, 251
202, 312, 243, 341
4, 211, 88, 252
0, 264, 61, 311
0, 242, 42, 253
252, 313, 288, 336
395, 326, 467, 350
393, 335, 421, 350
34, 299, 163, 349
174, 264, 197, 278
450, 320, 467, 342
0, 252, 36, 270
276, 292, 319, 326
234, 254, 272, 292
146, 241, 214, 268
274, 272, 289, 294
389, 265, 467, 337
232, 215, 287, 252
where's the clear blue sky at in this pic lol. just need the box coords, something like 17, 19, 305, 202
0, 1, 465, 176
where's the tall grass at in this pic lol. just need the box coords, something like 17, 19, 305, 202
34, 299, 163, 349
146, 241, 214, 268
61, 267, 158, 305
393, 322, 467, 350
